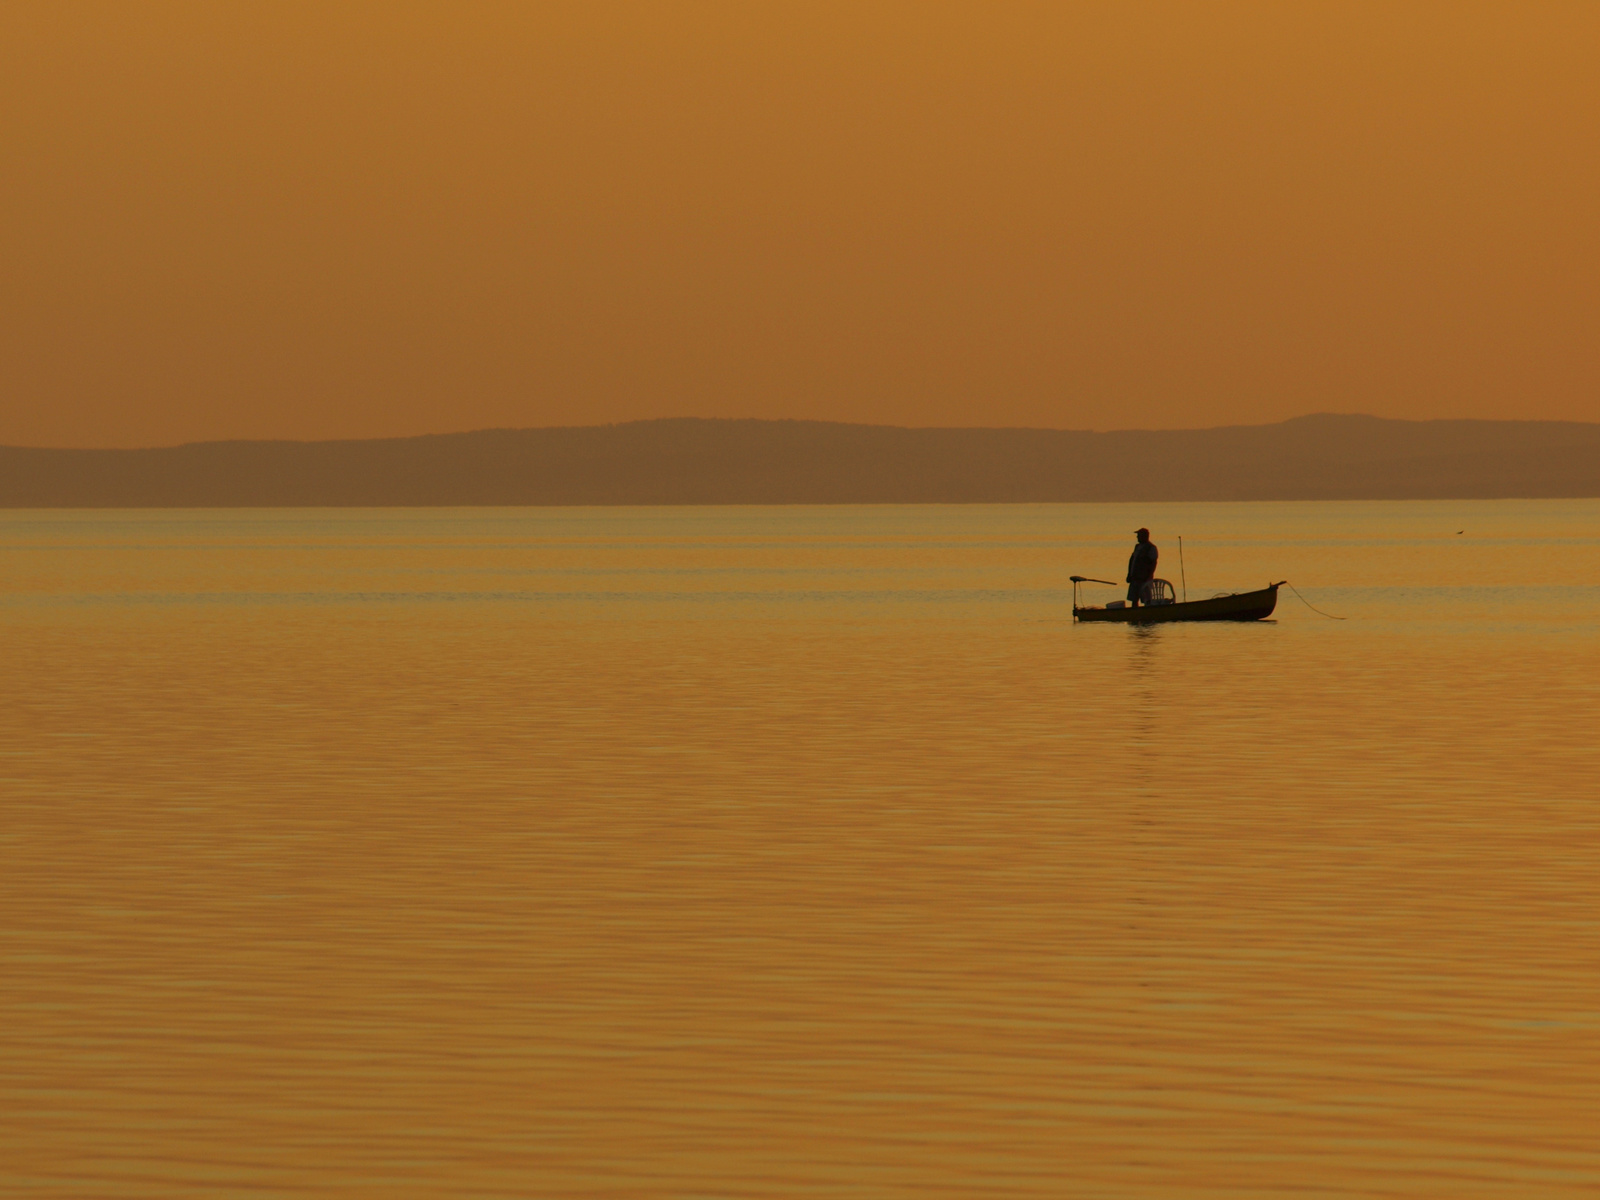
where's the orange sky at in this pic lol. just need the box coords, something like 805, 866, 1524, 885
3, 2, 1598, 448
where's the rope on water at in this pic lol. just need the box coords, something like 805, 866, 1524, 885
1284, 581, 1346, 620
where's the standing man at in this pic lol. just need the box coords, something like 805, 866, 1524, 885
1126, 527, 1158, 606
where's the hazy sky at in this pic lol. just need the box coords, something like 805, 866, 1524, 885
4, 2, 1598, 447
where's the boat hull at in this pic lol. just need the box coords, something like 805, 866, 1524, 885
1074, 583, 1280, 623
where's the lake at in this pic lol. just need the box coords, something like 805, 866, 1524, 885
3, 501, 1597, 1197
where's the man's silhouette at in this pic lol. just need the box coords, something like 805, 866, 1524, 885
1126, 528, 1158, 606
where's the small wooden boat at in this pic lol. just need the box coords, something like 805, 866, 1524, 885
1071, 577, 1283, 623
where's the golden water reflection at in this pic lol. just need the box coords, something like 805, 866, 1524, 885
3, 502, 1598, 1196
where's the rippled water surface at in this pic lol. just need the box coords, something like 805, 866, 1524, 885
3, 501, 1598, 1197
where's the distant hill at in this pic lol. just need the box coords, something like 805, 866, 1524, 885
3, 414, 1598, 507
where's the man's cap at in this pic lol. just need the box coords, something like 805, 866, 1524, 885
1135, 527, 1150, 536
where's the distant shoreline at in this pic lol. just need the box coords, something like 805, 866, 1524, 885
4, 414, 1599, 507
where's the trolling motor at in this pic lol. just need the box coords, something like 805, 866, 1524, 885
1069, 575, 1117, 610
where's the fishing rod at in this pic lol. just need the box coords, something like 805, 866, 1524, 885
1178, 536, 1187, 603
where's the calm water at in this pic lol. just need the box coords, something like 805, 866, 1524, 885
3, 501, 1598, 1198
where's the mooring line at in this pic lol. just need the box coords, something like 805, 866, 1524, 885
1284, 581, 1346, 620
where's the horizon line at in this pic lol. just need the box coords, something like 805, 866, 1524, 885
11, 411, 1600, 454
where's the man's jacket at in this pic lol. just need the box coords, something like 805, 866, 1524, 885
1127, 542, 1159, 584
